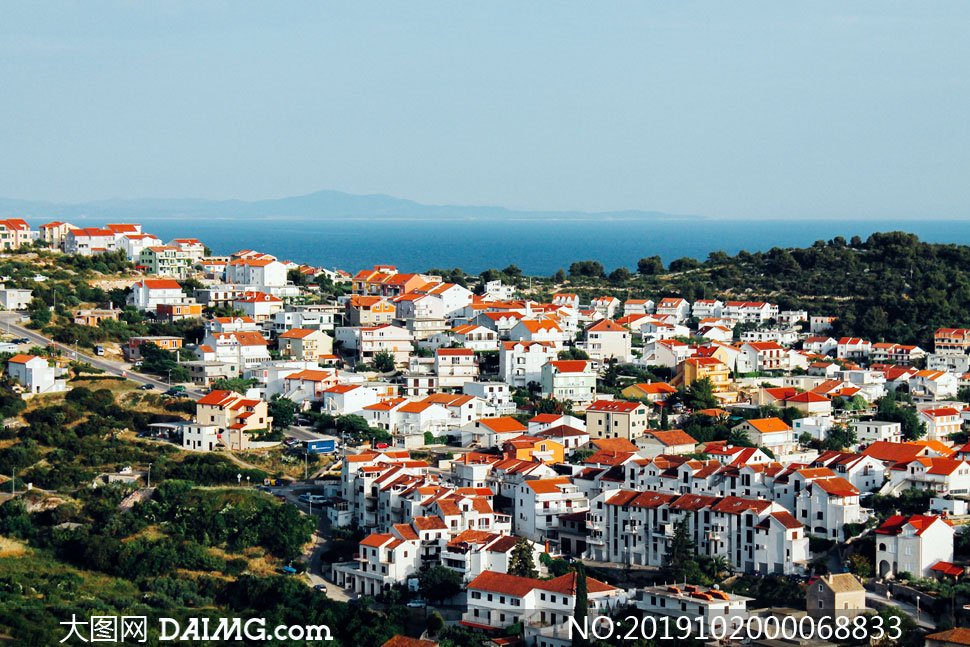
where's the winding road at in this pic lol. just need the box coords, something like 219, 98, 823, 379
0, 311, 205, 398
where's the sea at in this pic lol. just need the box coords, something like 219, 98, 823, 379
133, 217, 970, 275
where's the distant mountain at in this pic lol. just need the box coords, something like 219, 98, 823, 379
0, 190, 698, 223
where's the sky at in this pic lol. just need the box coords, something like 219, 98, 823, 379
1, 1, 969, 219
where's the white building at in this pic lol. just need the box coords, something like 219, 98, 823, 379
6, 354, 66, 394
875, 514, 954, 579
540, 359, 596, 404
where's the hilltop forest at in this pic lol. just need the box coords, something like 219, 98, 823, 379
470, 231, 970, 347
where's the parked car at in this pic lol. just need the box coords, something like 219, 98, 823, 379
137, 384, 155, 391
407, 599, 427, 608
280, 566, 297, 575
298, 494, 312, 503
313, 584, 328, 593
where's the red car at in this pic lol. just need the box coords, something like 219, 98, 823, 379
376, 443, 390, 449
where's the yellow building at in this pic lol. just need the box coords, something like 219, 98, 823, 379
501, 434, 565, 464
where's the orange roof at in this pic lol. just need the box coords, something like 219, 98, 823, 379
862, 441, 927, 463
197, 390, 238, 407
477, 417, 527, 433
467, 570, 614, 597
548, 360, 590, 373
284, 369, 334, 382
523, 477, 573, 494
876, 514, 943, 536
6, 353, 38, 364
587, 400, 643, 413
586, 319, 627, 332
630, 382, 677, 395
591, 438, 640, 452
136, 279, 182, 290
647, 429, 697, 447
743, 417, 791, 433
279, 328, 318, 339
359, 533, 394, 548
380, 636, 439, 647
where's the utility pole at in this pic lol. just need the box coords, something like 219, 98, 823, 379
10, 467, 13, 495
305, 449, 309, 480
147, 463, 152, 488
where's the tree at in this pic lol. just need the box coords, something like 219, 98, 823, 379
371, 350, 396, 373
637, 256, 664, 275
507, 537, 538, 578
420, 565, 463, 603
551, 269, 566, 283
660, 406, 669, 430
608, 267, 631, 284
669, 256, 701, 273
268, 396, 298, 430
568, 260, 605, 278
824, 424, 857, 451
503, 264, 522, 279
426, 611, 445, 636
662, 516, 701, 582
211, 378, 257, 394
572, 563, 588, 647
685, 377, 718, 411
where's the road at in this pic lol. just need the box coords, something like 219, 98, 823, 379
864, 590, 935, 630
0, 312, 204, 398
272, 482, 352, 603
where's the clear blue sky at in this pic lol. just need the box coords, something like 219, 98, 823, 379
2, 1, 969, 219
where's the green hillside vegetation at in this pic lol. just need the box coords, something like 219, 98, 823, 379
475, 231, 970, 346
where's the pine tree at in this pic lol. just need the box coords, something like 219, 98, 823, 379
660, 406, 669, 430
572, 563, 588, 647
662, 516, 699, 582
508, 537, 538, 578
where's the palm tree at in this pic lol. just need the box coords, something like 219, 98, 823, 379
711, 556, 730, 582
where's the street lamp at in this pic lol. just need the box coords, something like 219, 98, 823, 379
167, 369, 172, 387
236, 473, 241, 485
147, 463, 152, 488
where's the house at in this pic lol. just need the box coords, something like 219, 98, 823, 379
499, 341, 557, 388
463, 381, 514, 415
920, 407, 962, 441
461, 416, 528, 448
335, 324, 414, 367
623, 299, 654, 315
201, 331, 271, 369
785, 391, 833, 416
166, 238, 207, 264
936, 328, 970, 355
346, 296, 396, 326
392, 293, 447, 341
156, 302, 203, 322
73, 308, 119, 326
502, 434, 565, 464
803, 336, 838, 356
552, 293, 580, 308
38, 221, 76, 249
540, 360, 596, 405
739, 341, 789, 372
281, 369, 340, 402
733, 418, 796, 456
64, 227, 117, 255
632, 584, 751, 635
691, 299, 723, 319
509, 318, 565, 347
638, 429, 697, 456
127, 279, 186, 311
620, 381, 677, 403
226, 257, 287, 287
5, 354, 66, 394
885, 457, 970, 496
435, 348, 478, 389
138, 245, 193, 278
722, 301, 778, 323
417, 282, 473, 318
806, 573, 866, 621
440, 324, 498, 351
233, 291, 284, 322
583, 319, 631, 362
672, 357, 733, 400
117, 233, 163, 261
277, 328, 333, 360
586, 400, 649, 441
794, 476, 864, 540
195, 390, 272, 450
515, 478, 589, 541
322, 385, 381, 415
837, 338, 871, 361
655, 297, 690, 322
927, 629, 970, 647
852, 420, 903, 444
590, 296, 620, 318
463, 570, 619, 633
875, 514, 954, 578
124, 336, 183, 361
911, 371, 959, 401
0, 285, 33, 311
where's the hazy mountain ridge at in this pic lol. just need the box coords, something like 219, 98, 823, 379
0, 190, 698, 223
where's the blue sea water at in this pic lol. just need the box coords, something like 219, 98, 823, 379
135, 218, 970, 275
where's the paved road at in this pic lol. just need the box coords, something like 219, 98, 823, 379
864, 590, 935, 629
271, 483, 353, 603
0, 312, 204, 398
